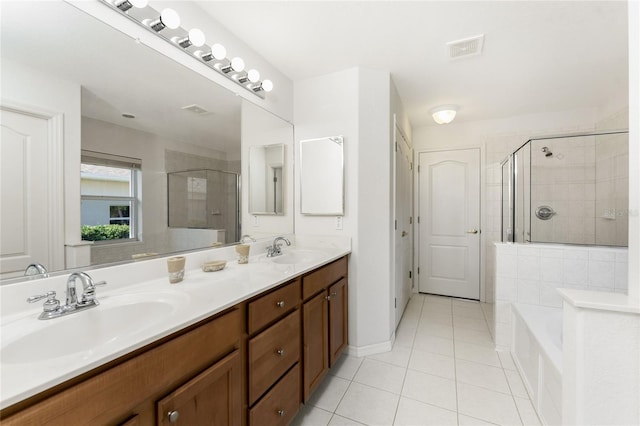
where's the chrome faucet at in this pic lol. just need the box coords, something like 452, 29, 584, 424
266, 237, 291, 257
24, 263, 48, 277
27, 272, 107, 320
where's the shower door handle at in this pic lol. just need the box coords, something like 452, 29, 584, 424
466, 229, 479, 234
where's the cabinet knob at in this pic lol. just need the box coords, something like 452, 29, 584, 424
326, 295, 331, 301
276, 300, 285, 308
276, 348, 285, 356
167, 410, 180, 423
331, 291, 337, 297
277, 409, 286, 417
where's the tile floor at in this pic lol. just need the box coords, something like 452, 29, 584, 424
291, 294, 542, 426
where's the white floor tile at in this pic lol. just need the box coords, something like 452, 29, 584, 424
424, 294, 452, 305
401, 370, 457, 411
394, 322, 417, 348
454, 315, 490, 332
393, 397, 458, 426
420, 310, 454, 325
514, 397, 542, 426
497, 351, 517, 371
416, 320, 454, 339
457, 414, 499, 425
413, 333, 455, 357
455, 359, 511, 394
368, 344, 411, 368
457, 382, 522, 425
454, 341, 502, 368
292, 405, 333, 426
453, 305, 486, 320
353, 358, 407, 394
408, 348, 455, 380
454, 327, 495, 347
307, 375, 351, 412
335, 382, 400, 426
328, 414, 367, 425
330, 355, 364, 381
505, 369, 529, 398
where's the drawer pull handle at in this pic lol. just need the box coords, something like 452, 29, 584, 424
276, 300, 285, 308
167, 410, 180, 423
276, 348, 285, 356
277, 409, 286, 417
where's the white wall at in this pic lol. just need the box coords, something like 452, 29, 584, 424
628, 0, 640, 305
295, 67, 396, 354
241, 101, 294, 238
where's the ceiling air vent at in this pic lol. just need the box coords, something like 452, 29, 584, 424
446, 34, 484, 59
181, 104, 210, 115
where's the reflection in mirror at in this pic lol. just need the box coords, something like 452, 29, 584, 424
0, 1, 296, 281
300, 136, 344, 215
249, 144, 285, 215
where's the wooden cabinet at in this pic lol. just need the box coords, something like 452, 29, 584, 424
302, 257, 348, 401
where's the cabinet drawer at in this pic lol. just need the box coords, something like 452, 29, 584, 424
248, 279, 301, 334
303, 257, 347, 300
248, 310, 300, 404
249, 364, 300, 426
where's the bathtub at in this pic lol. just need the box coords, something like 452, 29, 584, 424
512, 303, 563, 425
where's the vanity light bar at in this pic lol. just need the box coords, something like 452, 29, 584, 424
100, 0, 271, 99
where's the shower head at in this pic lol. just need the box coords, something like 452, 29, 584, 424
542, 147, 553, 157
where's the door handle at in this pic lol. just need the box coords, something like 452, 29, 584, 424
466, 229, 479, 234
401, 231, 408, 237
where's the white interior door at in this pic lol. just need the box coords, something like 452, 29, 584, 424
0, 107, 52, 277
418, 149, 480, 300
394, 125, 413, 327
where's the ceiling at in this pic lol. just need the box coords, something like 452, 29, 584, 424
197, 1, 629, 128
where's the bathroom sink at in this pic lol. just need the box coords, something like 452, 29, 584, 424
2, 293, 186, 364
270, 250, 325, 265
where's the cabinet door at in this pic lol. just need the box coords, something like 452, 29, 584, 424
156, 350, 241, 426
328, 278, 348, 366
302, 291, 329, 401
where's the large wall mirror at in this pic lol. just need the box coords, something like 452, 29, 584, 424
300, 136, 344, 215
0, 1, 293, 281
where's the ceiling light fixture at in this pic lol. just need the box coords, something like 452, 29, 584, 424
177, 28, 205, 48
149, 8, 180, 32
100, 0, 272, 98
114, 0, 148, 12
430, 105, 458, 124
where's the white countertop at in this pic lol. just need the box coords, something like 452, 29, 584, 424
0, 237, 350, 410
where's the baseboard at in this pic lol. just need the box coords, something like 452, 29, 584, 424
345, 339, 393, 358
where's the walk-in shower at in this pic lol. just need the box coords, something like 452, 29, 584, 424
501, 130, 629, 246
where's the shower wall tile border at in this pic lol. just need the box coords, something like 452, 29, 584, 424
493, 242, 628, 350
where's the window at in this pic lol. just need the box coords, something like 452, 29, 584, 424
80, 151, 141, 243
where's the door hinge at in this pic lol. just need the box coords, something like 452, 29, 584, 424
417, 267, 420, 274
409, 216, 413, 225
395, 142, 398, 152
417, 216, 420, 224
409, 270, 412, 279
418, 165, 420, 173
394, 219, 397, 230
394, 298, 397, 308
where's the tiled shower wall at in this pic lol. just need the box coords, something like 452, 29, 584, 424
493, 242, 628, 349
484, 107, 629, 306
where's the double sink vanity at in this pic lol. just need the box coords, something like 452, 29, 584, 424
0, 237, 350, 425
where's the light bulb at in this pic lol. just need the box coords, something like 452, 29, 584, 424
231, 57, 245, 72
130, 0, 148, 7
211, 44, 226, 60
160, 8, 180, 29
188, 29, 205, 47
247, 69, 260, 83
262, 79, 274, 92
